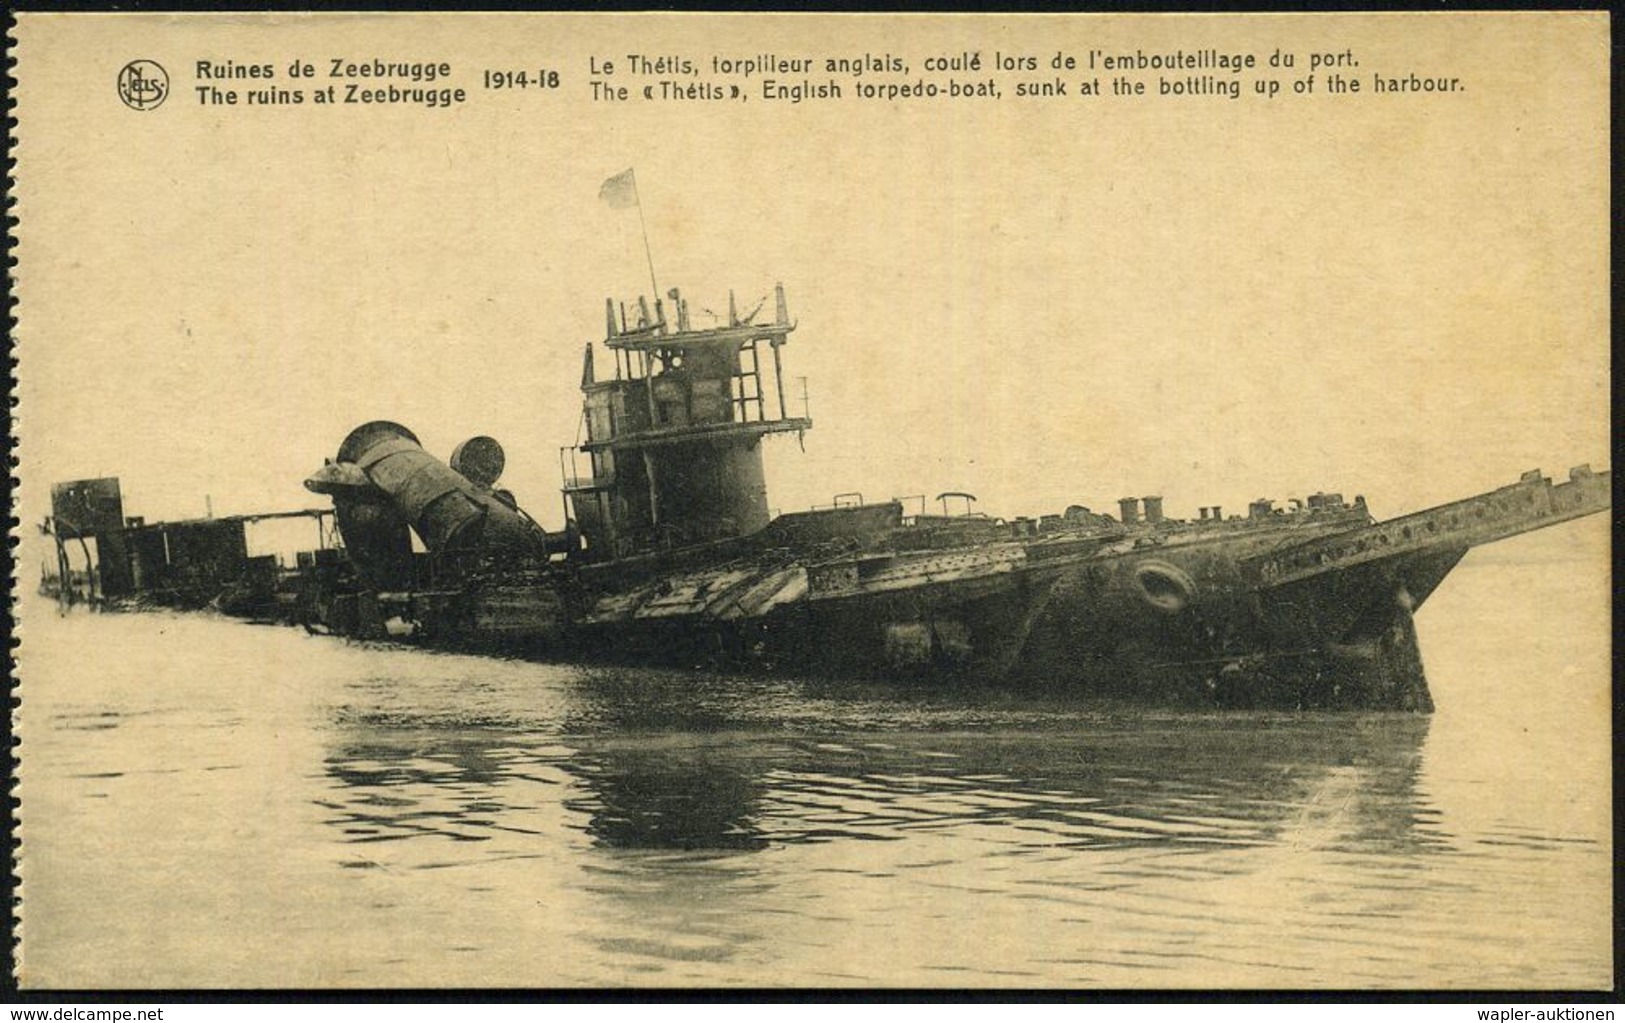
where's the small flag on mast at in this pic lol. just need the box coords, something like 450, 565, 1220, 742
600, 167, 661, 307
599, 168, 638, 209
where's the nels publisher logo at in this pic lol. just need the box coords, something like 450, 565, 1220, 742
117, 59, 169, 111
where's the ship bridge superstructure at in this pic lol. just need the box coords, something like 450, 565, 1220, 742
562, 283, 811, 559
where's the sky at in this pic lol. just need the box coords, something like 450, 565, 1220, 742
14, 13, 1610, 569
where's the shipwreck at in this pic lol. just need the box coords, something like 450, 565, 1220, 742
42, 282, 1611, 711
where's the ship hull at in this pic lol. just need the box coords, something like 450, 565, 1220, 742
49, 458, 1608, 714
1018, 542, 1450, 710
297, 466, 1610, 713
336, 535, 1440, 710
384, 557, 1066, 684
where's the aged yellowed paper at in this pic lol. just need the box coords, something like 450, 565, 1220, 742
10, 13, 1610, 989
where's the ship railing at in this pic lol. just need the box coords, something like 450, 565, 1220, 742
558, 444, 617, 493
561, 473, 614, 491
1246, 466, 1610, 587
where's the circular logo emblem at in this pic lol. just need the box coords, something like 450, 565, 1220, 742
117, 60, 169, 111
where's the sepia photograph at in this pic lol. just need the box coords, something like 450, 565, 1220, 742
9, 12, 1613, 992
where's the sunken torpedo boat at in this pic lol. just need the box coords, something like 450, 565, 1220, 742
288, 281, 1610, 711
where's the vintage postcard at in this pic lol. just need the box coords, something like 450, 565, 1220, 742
9, 12, 1611, 991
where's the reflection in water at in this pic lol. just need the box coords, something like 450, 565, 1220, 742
311, 684, 1511, 986
564, 745, 769, 851
322, 739, 540, 846
321, 694, 1436, 861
